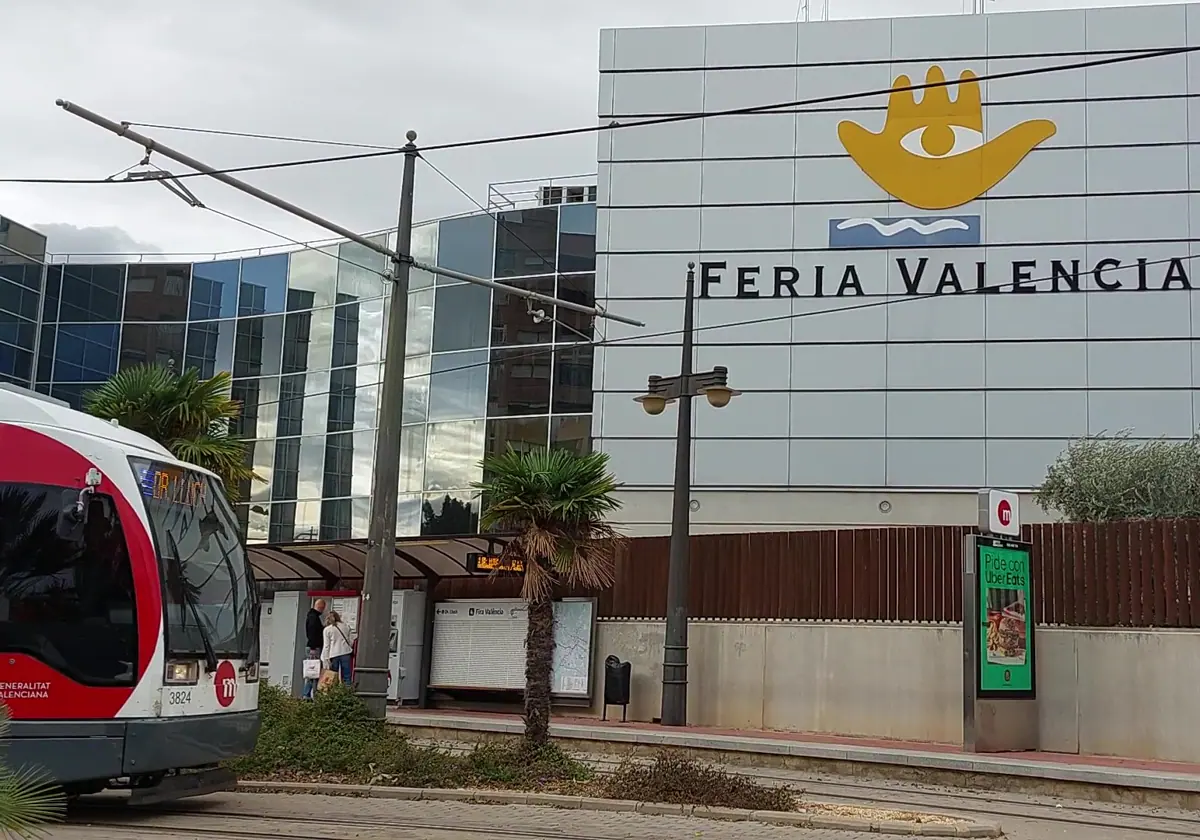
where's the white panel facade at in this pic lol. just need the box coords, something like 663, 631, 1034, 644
595, 4, 1200, 503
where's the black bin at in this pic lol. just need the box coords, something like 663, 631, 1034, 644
602, 655, 632, 721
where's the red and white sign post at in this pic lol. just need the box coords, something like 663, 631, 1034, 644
978, 489, 1021, 537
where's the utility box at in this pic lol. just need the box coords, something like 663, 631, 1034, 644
388, 589, 427, 704
264, 591, 308, 697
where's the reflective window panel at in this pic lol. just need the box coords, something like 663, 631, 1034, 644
410, 222, 438, 269
190, 260, 240, 320
403, 354, 430, 426
41, 266, 61, 321
331, 298, 361, 368
423, 419, 485, 492
421, 492, 480, 537
58, 265, 124, 322
436, 214, 495, 281
268, 502, 297, 544
230, 375, 280, 440
550, 415, 592, 455
399, 424, 425, 494
428, 350, 488, 422
281, 305, 314, 374
557, 204, 597, 273
397, 493, 422, 538
322, 432, 355, 499
486, 416, 549, 460
272, 437, 301, 500
234, 314, 284, 378
185, 320, 236, 379
0, 311, 35, 353
52, 323, 120, 382
431, 282, 490, 352
0, 277, 39, 325
328, 363, 379, 433
124, 264, 191, 322
406, 287, 434, 356
238, 254, 289, 316
35, 324, 55, 382
552, 344, 594, 414
319, 498, 352, 541
491, 276, 554, 347
276, 374, 306, 437
487, 347, 551, 417
0, 344, 32, 386
0, 263, 42, 292
554, 274, 596, 342
287, 247, 338, 310
336, 238, 387, 300
119, 323, 185, 371
494, 207, 557, 278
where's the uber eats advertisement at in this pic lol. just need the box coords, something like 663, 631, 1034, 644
977, 537, 1034, 698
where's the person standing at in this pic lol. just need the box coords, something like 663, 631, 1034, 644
301, 598, 326, 699
321, 610, 355, 686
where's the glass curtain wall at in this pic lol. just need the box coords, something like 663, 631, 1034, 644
0, 215, 49, 388
32, 202, 597, 543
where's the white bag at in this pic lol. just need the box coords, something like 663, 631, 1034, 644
302, 659, 322, 680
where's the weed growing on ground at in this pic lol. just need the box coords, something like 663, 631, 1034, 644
233, 685, 792, 812
599, 751, 797, 812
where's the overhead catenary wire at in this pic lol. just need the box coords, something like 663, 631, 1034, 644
2, 44, 1196, 186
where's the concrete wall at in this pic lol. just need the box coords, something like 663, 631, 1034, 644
586, 620, 1200, 764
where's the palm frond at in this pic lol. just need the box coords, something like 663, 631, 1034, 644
0, 707, 64, 837
475, 448, 624, 603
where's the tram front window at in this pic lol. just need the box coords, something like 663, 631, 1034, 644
0, 483, 137, 686
129, 459, 256, 658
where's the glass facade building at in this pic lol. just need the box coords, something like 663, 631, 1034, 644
0, 215, 49, 389
19, 201, 597, 543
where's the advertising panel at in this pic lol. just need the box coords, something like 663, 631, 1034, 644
975, 536, 1035, 698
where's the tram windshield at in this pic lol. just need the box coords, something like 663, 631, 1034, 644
130, 458, 256, 658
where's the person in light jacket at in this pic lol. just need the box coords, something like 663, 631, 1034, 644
320, 610, 355, 685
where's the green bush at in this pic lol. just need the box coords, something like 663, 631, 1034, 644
599, 751, 796, 812
230, 684, 589, 789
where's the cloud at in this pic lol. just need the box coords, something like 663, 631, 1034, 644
38, 223, 163, 257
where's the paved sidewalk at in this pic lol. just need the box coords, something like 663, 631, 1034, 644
389, 708, 1200, 796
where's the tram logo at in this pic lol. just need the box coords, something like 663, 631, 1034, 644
214, 660, 237, 707
832, 65, 1056, 248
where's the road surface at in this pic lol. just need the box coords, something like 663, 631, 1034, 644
48, 790, 1200, 839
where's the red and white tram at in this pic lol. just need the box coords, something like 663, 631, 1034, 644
0, 384, 260, 802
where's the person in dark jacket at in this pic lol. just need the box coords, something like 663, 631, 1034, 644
301, 599, 326, 699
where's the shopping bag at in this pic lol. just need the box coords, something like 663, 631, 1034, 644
317, 668, 340, 691
302, 659, 321, 680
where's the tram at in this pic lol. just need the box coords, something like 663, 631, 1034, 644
0, 384, 260, 803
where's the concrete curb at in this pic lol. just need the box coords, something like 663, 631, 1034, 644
390, 714, 1200, 796
236, 779, 1002, 837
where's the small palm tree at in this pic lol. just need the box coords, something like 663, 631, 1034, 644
474, 447, 623, 747
0, 706, 64, 836
83, 364, 257, 500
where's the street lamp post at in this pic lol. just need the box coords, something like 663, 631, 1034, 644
633, 262, 740, 727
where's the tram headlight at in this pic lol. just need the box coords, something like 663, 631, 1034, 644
165, 660, 200, 685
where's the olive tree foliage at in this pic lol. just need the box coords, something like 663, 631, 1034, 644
1036, 430, 1200, 522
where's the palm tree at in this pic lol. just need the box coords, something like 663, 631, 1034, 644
83, 364, 257, 500
474, 447, 623, 747
0, 706, 64, 836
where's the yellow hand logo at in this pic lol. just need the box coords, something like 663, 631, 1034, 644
838, 66, 1056, 211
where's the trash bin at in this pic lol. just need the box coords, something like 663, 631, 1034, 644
602, 655, 632, 721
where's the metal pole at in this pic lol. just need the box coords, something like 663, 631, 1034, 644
355, 132, 419, 719
660, 262, 695, 727
53, 100, 645, 329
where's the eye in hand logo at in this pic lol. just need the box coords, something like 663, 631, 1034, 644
829, 65, 1056, 249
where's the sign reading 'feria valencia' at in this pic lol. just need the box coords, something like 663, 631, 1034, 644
695, 63, 1195, 299
830, 65, 1054, 249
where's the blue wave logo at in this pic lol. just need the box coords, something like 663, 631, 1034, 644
828, 215, 980, 248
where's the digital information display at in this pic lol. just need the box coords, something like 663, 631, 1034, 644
976, 537, 1035, 698
467, 552, 524, 574
138, 463, 207, 507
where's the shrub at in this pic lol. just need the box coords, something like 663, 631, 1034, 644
599, 751, 796, 812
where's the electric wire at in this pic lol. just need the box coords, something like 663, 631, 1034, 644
5, 44, 1196, 185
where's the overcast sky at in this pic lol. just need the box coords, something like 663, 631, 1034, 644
0, 0, 1180, 258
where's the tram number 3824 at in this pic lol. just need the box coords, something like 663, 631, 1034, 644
166, 689, 193, 706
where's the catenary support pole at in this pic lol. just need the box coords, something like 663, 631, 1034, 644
660, 264, 696, 727
355, 132, 419, 717
53, 100, 645, 329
